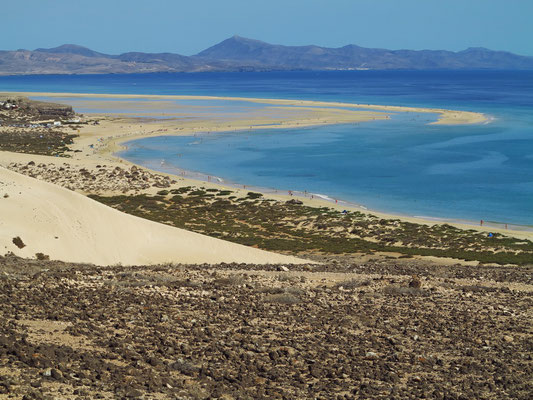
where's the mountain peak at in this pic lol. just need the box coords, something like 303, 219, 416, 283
229, 35, 260, 42
34, 44, 108, 58
196, 36, 272, 59
460, 47, 492, 53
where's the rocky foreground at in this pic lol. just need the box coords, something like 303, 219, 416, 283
0, 255, 531, 399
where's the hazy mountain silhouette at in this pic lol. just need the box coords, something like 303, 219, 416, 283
2, 36, 532, 75
196, 36, 533, 70
34, 44, 110, 58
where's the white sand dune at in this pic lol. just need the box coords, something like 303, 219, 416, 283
0, 167, 305, 266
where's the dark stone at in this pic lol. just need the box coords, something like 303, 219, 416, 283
286, 199, 303, 205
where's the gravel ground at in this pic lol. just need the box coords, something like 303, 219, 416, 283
0, 254, 531, 399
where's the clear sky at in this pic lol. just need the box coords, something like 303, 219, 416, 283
3, 0, 533, 56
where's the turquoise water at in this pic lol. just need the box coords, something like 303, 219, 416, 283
120, 112, 533, 226
2, 71, 532, 226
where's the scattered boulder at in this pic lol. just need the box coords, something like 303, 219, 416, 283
286, 199, 303, 205
12, 236, 26, 249
409, 275, 422, 288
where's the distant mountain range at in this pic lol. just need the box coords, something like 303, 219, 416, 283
2, 36, 533, 75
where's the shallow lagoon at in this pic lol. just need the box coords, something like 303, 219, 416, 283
3, 70, 532, 226
120, 109, 533, 227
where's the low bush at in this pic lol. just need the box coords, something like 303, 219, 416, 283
12, 236, 25, 249
264, 293, 301, 304
35, 253, 49, 260
383, 285, 425, 296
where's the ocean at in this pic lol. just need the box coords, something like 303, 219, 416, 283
1, 70, 532, 226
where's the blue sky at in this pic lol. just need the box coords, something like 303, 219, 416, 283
3, 0, 533, 56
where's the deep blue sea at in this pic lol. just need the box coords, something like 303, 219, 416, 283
1, 71, 532, 226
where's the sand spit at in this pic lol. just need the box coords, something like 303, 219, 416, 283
0, 167, 305, 266
2, 91, 488, 125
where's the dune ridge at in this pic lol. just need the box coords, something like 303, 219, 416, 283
0, 166, 305, 266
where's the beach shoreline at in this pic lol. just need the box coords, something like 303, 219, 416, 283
3, 90, 529, 241
115, 143, 533, 237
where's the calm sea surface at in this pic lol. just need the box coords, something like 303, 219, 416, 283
1, 71, 532, 226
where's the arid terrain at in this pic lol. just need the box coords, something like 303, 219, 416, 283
1, 255, 531, 399
0, 96, 78, 157
1, 96, 532, 399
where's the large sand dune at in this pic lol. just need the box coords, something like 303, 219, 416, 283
0, 167, 305, 266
